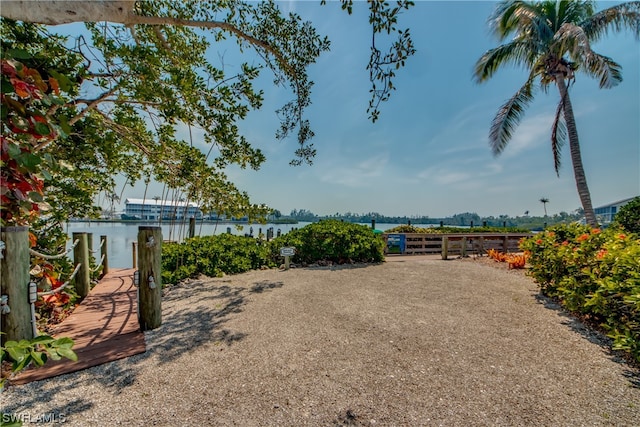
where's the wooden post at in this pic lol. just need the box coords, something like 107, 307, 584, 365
479, 237, 485, 256
100, 235, 109, 277
371, 219, 376, 229
138, 226, 162, 331
86, 233, 95, 278
503, 235, 508, 253
441, 236, 449, 260
1, 226, 34, 343
132, 241, 137, 268
188, 217, 195, 239
461, 237, 467, 257
72, 232, 90, 299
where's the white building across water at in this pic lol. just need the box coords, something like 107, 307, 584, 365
123, 198, 202, 220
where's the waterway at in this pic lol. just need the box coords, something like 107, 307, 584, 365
63, 221, 408, 268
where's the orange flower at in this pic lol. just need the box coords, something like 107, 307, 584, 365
535, 239, 543, 245
619, 234, 626, 240
576, 234, 589, 242
28, 232, 37, 248
591, 228, 601, 234
562, 241, 569, 246
596, 249, 607, 259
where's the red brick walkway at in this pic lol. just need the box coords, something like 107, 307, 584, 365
12, 269, 146, 385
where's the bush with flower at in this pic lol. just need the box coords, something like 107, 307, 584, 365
520, 224, 640, 362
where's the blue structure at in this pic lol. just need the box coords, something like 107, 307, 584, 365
594, 196, 636, 224
124, 198, 202, 220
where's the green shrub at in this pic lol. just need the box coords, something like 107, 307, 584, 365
520, 224, 640, 362
385, 225, 528, 234
161, 234, 274, 285
613, 196, 640, 234
269, 220, 385, 264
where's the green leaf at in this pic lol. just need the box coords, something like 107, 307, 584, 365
53, 337, 75, 348
1, 78, 14, 94
28, 191, 44, 202
30, 350, 46, 367
19, 152, 42, 170
56, 347, 78, 361
7, 143, 21, 159
31, 335, 55, 345
47, 69, 73, 93
34, 122, 51, 136
4, 346, 26, 363
6, 48, 32, 59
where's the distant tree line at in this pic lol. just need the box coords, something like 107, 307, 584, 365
287, 209, 584, 231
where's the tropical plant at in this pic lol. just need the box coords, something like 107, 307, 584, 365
520, 224, 640, 362
474, 0, 640, 227
1, 333, 77, 388
540, 197, 550, 217
1, 1, 415, 229
271, 220, 385, 265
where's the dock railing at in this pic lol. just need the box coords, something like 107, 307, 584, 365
383, 232, 533, 260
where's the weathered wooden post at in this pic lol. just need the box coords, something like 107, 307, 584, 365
461, 237, 467, 257
478, 236, 485, 256
1, 226, 34, 343
72, 232, 90, 299
100, 235, 109, 277
371, 219, 376, 229
86, 233, 95, 278
226, 227, 231, 234
188, 217, 196, 239
132, 241, 137, 268
138, 226, 162, 330
502, 235, 509, 253
441, 236, 449, 260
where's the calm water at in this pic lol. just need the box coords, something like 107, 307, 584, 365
64, 221, 407, 268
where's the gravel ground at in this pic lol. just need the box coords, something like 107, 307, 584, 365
2, 256, 639, 426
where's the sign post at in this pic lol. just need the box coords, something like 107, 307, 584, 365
279, 247, 296, 270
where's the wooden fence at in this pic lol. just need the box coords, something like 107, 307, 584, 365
383, 232, 533, 259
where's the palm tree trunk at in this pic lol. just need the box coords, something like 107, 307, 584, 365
556, 77, 598, 227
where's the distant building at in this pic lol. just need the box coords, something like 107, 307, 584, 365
594, 196, 637, 224
123, 198, 202, 220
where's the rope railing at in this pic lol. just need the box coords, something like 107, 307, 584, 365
91, 254, 106, 273
29, 239, 79, 260
89, 237, 106, 254
37, 263, 82, 296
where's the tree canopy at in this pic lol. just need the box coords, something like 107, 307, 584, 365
1, 0, 415, 226
474, 0, 640, 226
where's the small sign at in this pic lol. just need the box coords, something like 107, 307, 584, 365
280, 247, 296, 257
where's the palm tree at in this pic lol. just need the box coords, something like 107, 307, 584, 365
540, 197, 550, 216
474, 0, 640, 227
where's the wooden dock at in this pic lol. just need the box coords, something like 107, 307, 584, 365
11, 268, 146, 385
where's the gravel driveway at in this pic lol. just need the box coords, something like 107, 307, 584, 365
2, 257, 639, 426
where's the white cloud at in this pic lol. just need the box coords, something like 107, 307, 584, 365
319, 153, 389, 187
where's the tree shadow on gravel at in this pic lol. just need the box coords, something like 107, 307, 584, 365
3, 277, 286, 423
146, 278, 284, 364
3, 375, 94, 421
534, 293, 640, 389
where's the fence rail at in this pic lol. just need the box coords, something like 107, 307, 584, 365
383, 232, 533, 259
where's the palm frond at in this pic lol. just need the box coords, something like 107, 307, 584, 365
473, 39, 534, 82
489, 77, 536, 156
555, 23, 623, 88
584, 53, 623, 89
558, 0, 596, 29
550, 99, 566, 176
491, 1, 554, 43
580, 1, 640, 42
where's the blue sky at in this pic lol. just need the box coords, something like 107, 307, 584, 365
121, 1, 639, 218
